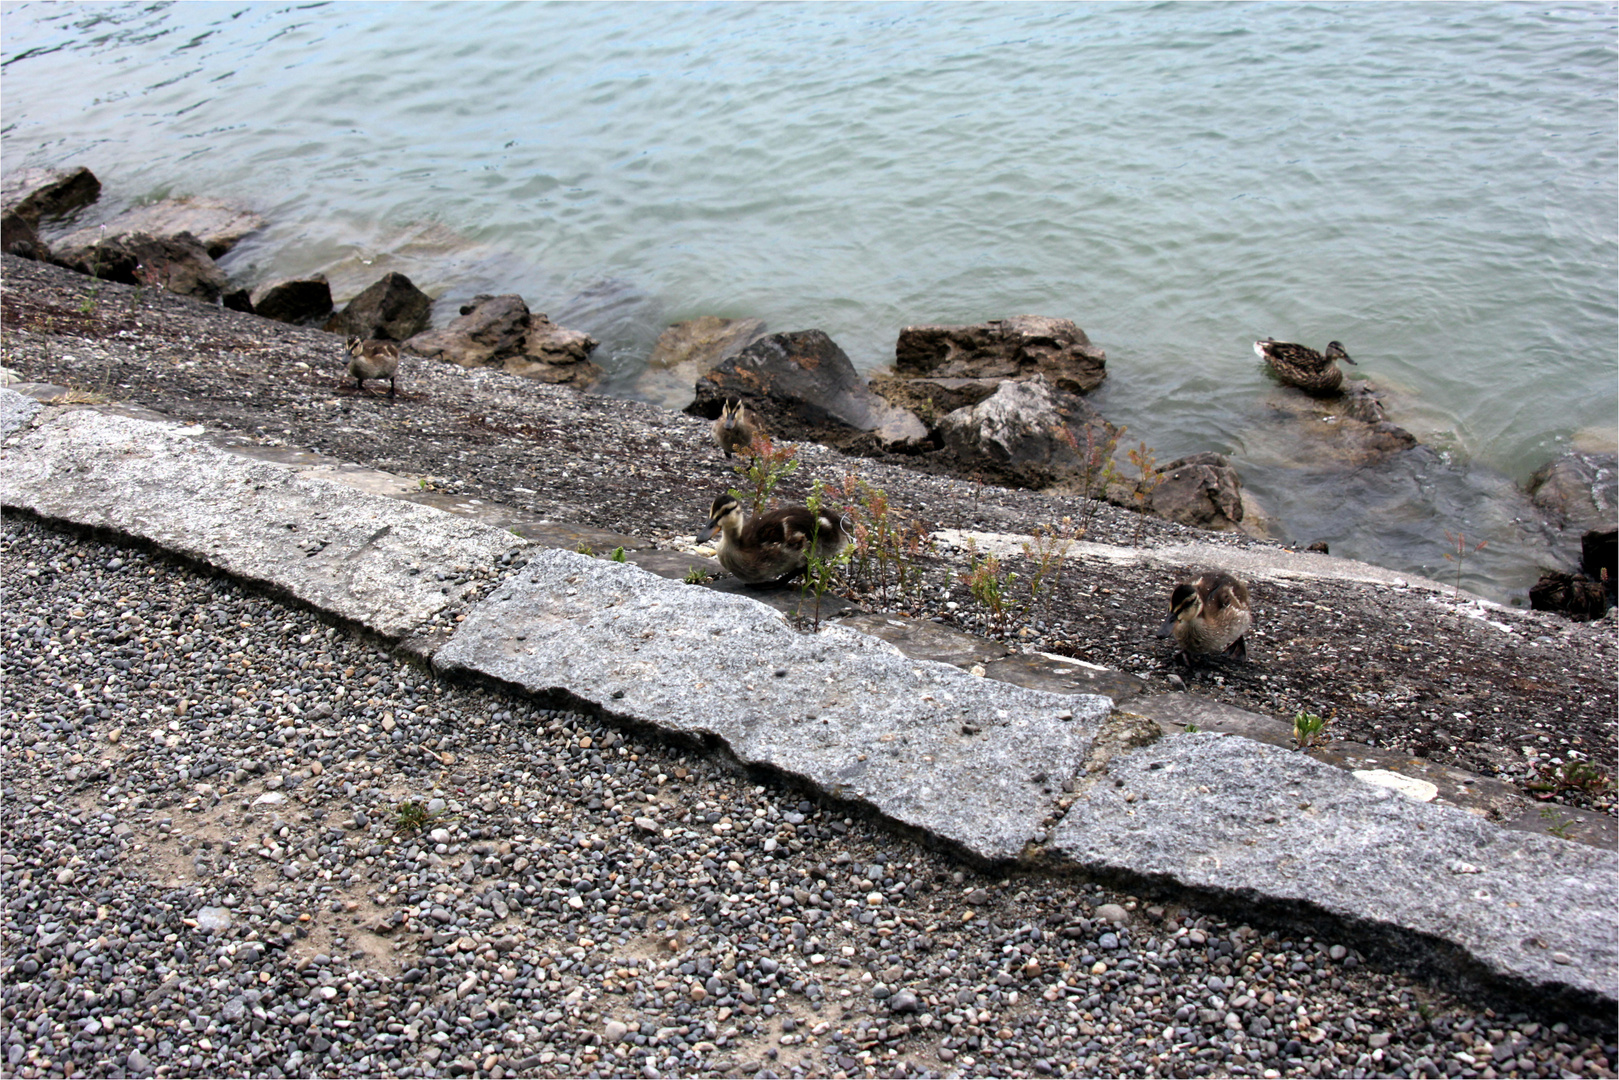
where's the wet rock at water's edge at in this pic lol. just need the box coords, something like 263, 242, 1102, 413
53, 196, 265, 259
1, 212, 50, 262
1259, 383, 1419, 468
0, 166, 101, 227
867, 374, 1002, 429
251, 275, 334, 326
894, 315, 1107, 395
1131, 452, 1249, 534
1527, 452, 1617, 534
650, 316, 767, 372
933, 374, 1118, 491
688, 329, 929, 451
325, 272, 433, 343
404, 293, 600, 387
1529, 570, 1609, 621
54, 230, 230, 303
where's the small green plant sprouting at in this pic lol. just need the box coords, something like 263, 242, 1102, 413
1528, 759, 1615, 800
959, 538, 1016, 636
1538, 806, 1578, 841
607, 546, 627, 563
1018, 517, 1083, 619
418, 477, 431, 491
830, 471, 933, 606
800, 478, 855, 631
394, 800, 433, 836
1182, 723, 1201, 733
574, 541, 596, 556
683, 566, 712, 585
1126, 440, 1164, 547
1442, 530, 1488, 600
730, 432, 800, 514
1293, 710, 1329, 750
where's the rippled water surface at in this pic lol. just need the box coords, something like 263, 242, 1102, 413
4, 1, 1615, 599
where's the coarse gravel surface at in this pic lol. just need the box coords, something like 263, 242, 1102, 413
3, 515, 1616, 1080
2, 255, 1612, 817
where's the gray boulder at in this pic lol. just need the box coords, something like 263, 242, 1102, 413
251, 275, 333, 326
1527, 452, 1617, 533
1139, 452, 1246, 533
867, 374, 1001, 428
1, 212, 49, 261
934, 374, 1118, 490
325, 272, 434, 343
1, 166, 100, 226
53, 196, 263, 258
649, 315, 766, 371
404, 293, 600, 387
689, 330, 928, 450
895, 315, 1107, 395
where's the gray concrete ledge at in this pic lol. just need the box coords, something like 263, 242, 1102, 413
3, 397, 1614, 1014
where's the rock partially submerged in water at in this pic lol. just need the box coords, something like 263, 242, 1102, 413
1527, 452, 1617, 533
1136, 452, 1248, 534
325, 272, 433, 343
0, 166, 101, 227
1259, 382, 1418, 466
54, 196, 264, 259
404, 293, 600, 387
895, 315, 1107, 395
934, 374, 1118, 490
250, 274, 333, 326
1529, 570, 1609, 620
649, 316, 766, 371
54, 230, 230, 303
689, 329, 928, 450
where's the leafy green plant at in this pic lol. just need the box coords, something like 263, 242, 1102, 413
1055, 422, 1122, 536
574, 541, 596, 556
78, 225, 108, 314
829, 471, 933, 606
1018, 517, 1082, 618
394, 800, 433, 836
607, 546, 627, 563
730, 432, 800, 514
1182, 723, 1201, 734
683, 566, 712, 585
1538, 807, 1578, 841
1293, 710, 1329, 750
959, 538, 1016, 636
800, 478, 855, 631
1442, 530, 1488, 599
1528, 759, 1614, 800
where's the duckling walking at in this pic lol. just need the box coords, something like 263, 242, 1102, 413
1254, 338, 1355, 396
696, 493, 846, 586
1157, 571, 1253, 665
712, 398, 763, 458
346, 337, 402, 398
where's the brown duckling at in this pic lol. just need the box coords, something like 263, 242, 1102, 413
696, 493, 846, 585
1157, 571, 1253, 664
712, 398, 763, 458
346, 337, 402, 398
1254, 338, 1355, 396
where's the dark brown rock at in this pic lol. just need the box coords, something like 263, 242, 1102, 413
895, 315, 1107, 395
53, 197, 263, 259
1141, 452, 1246, 533
1527, 452, 1617, 533
403, 293, 600, 387
250, 275, 333, 326
325, 272, 434, 343
1, 212, 49, 261
933, 374, 1118, 490
1529, 571, 1609, 621
222, 289, 254, 314
1259, 383, 1419, 467
1, 166, 100, 226
1582, 528, 1616, 589
867, 375, 1001, 428
689, 330, 928, 450
55, 231, 229, 303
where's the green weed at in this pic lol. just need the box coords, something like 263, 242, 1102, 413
730, 432, 799, 514
1293, 710, 1329, 750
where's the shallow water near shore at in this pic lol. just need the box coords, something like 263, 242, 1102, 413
2, 1, 1615, 601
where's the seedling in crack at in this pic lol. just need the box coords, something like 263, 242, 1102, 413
1292, 710, 1329, 750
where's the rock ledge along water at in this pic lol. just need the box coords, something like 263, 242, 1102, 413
1, 406, 527, 638
1049, 732, 1619, 1015
433, 547, 1111, 863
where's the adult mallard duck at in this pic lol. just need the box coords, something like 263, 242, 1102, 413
712, 398, 763, 458
1254, 338, 1355, 396
346, 337, 402, 398
1157, 571, 1253, 664
696, 493, 846, 585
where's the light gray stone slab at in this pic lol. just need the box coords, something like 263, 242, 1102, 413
1, 409, 526, 638
0, 386, 41, 436
1048, 733, 1618, 1009
435, 548, 1113, 862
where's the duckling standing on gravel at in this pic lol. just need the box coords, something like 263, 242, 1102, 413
712, 398, 763, 458
1157, 571, 1253, 665
346, 337, 402, 398
1254, 338, 1355, 396
696, 492, 846, 586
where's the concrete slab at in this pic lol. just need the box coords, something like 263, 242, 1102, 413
1047, 733, 1618, 1013
434, 549, 1113, 862
982, 651, 1149, 703
0, 386, 41, 436
834, 613, 1012, 668
2, 409, 526, 638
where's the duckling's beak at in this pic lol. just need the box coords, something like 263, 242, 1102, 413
1156, 613, 1177, 638
696, 520, 721, 544
1342, 354, 1357, 365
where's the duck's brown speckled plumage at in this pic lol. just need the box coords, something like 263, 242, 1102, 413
696, 493, 845, 585
711, 398, 763, 458
1255, 338, 1355, 396
346, 337, 402, 397
1158, 571, 1253, 663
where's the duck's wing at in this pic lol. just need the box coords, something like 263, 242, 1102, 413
742, 507, 818, 551
1198, 572, 1251, 615
1256, 340, 1325, 367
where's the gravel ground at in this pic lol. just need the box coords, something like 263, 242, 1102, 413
1, 255, 1612, 816
3, 515, 1615, 1080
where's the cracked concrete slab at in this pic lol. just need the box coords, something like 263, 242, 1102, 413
2, 408, 526, 638
434, 549, 1112, 862
1047, 733, 1618, 1012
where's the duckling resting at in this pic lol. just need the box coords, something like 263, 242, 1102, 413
346, 337, 402, 398
1254, 338, 1355, 396
712, 398, 763, 458
1157, 571, 1253, 664
697, 493, 846, 586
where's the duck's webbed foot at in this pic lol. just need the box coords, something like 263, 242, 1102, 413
1224, 636, 1248, 660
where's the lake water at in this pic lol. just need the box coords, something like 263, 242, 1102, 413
4, 1, 1615, 601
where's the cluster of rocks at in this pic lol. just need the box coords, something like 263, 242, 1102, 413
1526, 453, 1618, 620
5, 516, 1614, 1079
